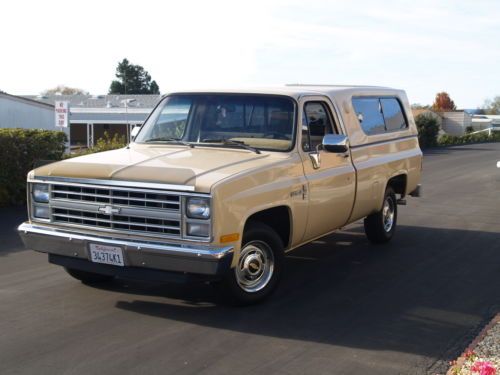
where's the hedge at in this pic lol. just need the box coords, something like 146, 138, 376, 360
438, 131, 500, 146
0, 128, 67, 206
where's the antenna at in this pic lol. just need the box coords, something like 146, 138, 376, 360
122, 98, 136, 147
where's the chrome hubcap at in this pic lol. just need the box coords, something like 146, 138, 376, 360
235, 241, 274, 293
382, 197, 395, 232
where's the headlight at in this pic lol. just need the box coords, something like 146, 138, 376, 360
186, 197, 210, 219
33, 205, 50, 219
33, 183, 49, 203
187, 223, 210, 237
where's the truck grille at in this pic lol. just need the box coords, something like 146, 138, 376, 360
48, 183, 183, 238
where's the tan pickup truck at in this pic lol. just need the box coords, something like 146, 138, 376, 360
18, 85, 422, 304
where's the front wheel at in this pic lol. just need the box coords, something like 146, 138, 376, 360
220, 222, 284, 305
364, 186, 398, 244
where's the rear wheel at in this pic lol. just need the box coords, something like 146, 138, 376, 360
65, 268, 114, 284
220, 222, 284, 305
364, 186, 398, 244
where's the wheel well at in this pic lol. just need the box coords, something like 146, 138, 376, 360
245, 206, 291, 249
388, 174, 407, 196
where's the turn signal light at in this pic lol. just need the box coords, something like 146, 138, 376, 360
220, 233, 240, 243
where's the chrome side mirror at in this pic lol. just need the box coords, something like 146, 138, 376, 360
130, 125, 141, 141
322, 134, 349, 153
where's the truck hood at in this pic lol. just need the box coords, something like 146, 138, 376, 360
34, 144, 285, 193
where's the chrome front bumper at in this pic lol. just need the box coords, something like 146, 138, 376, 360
18, 223, 234, 277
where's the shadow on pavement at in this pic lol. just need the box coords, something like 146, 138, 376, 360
102, 224, 500, 359
0, 206, 27, 256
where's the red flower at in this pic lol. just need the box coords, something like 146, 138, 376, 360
471, 361, 496, 375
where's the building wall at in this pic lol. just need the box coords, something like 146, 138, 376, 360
471, 118, 492, 131
0, 95, 70, 138
1, 96, 52, 129
441, 112, 472, 136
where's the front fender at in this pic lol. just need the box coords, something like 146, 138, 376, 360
210, 154, 307, 267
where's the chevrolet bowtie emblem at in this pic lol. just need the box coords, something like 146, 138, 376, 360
98, 205, 121, 215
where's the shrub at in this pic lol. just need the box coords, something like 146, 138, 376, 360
0, 128, 67, 206
68, 131, 126, 158
465, 125, 475, 134
438, 131, 500, 146
415, 112, 441, 148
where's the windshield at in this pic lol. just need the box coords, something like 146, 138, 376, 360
135, 94, 296, 151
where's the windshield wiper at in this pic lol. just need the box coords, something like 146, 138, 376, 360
145, 137, 194, 148
201, 138, 261, 154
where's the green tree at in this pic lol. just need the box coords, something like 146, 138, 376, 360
481, 96, 500, 115
431, 92, 457, 112
109, 58, 160, 94
415, 112, 441, 148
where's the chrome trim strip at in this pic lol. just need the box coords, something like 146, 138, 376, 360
31, 176, 196, 193
50, 213, 180, 231
350, 134, 418, 149
51, 200, 181, 220
34, 221, 187, 242
18, 223, 232, 260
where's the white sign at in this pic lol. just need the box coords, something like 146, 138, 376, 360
55, 101, 69, 128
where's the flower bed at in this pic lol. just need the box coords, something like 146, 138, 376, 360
447, 314, 499, 375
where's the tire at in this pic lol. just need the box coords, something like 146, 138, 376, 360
65, 268, 114, 284
364, 186, 398, 244
220, 222, 284, 305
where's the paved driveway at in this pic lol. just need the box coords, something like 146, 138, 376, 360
1, 143, 499, 374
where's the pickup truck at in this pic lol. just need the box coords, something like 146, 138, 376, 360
18, 85, 422, 304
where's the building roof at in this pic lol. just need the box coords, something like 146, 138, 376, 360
22, 94, 161, 109
69, 111, 149, 124
0, 91, 54, 109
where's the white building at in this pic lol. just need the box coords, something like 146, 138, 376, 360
440, 111, 472, 136
24, 94, 160, 149
471, 115, 500, 132
0, 91, 67, 136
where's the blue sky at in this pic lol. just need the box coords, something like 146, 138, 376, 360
1, 0, 498, 108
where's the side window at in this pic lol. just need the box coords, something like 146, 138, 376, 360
352, 98, 385, 135
380, 98, 407, 131
302, 102, 336, 151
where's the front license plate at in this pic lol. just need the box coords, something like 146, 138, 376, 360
89, 243, 125, 267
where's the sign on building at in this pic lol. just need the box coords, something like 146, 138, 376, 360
55, 101, 69, 128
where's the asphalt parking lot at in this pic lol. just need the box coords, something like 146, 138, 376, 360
1, 143, 499, 375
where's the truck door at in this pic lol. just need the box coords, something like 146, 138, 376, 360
299, 97, 356, 242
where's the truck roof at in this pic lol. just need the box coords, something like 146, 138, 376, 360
166, 85, 404, 101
